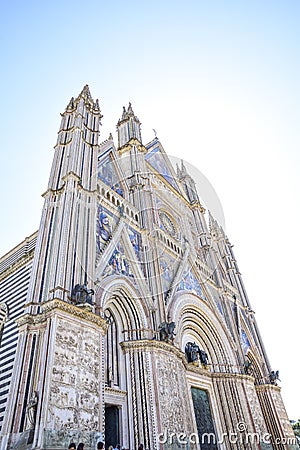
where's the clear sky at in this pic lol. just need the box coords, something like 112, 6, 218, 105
0, 0, 299, 419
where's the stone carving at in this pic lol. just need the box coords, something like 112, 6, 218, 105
44, 429, 103, 450
199, 349, 209, 366
185, 342, 209, 367
47, 318, 102, 438
70, 284, 94, 305
269, 370, 280, 385
244, 358, 253, 375
270, 388, 296, 440
158, 321, 176, 344
246, 382, 269, 437
185, 341, 199, 363
25, 390, 38, 430
156, 353, 195, 439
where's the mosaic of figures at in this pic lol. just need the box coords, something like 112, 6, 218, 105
159, 252, 179, 296
96, 205, 142, 280
47, 319, 101, 434
98, 151, 124, 197
240, 329, 250, 354
177, 266, 205, 299
207, 286, 224, 316
128, 225, 142, 261
103, 242, 135, 279
145, 146, 181, 193
96, 206, 117, 254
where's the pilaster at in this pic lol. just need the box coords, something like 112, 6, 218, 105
1, 299, 107, 450
256, 384, 298, 450
121, 340, 196, 450
25, 86, 101, 314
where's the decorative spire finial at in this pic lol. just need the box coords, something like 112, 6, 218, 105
127, 102, 134, 115
80, 84, 92, 99
181, 159, 188, 176
117, 101, 142, 147
66, 97, 75, 111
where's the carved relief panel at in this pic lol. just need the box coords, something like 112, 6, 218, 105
45, 317, 103, 445
155, 352, 195, 439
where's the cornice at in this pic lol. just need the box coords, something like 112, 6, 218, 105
117, 138, 147, 155
211, 372, 256, 382
43, 174, 99, 198
255, 383, 281, 393
187, 364, 256, 383
120, 339, 260, 385
17, 299, 108, 331
105, 387, 127, 397
120, 339, 186, 361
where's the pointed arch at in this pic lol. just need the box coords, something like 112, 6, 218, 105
96, 275, 151, 333
169, 292, 239, 372
245, 351, 266, 385
96, 276, 151, 391
238, 315, 268, 384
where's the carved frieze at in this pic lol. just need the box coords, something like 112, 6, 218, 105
269, 387, 296, 440
244, 380, 268, 436
46, 317, 103, 434
155, 352, 194, 437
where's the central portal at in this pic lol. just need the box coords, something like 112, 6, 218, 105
105, 405, 120, 448
191, 387, 218, 450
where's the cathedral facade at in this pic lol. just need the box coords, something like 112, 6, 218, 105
0, 87, 296, 450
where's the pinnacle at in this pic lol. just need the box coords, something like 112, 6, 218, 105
119, 102, 139, 122
64, 85, 102, 116
181, 159, 188, 176
78, 84, 92, 101
127, 102, 134, 115
66, 97, 75, 111
176, 160, 188, 179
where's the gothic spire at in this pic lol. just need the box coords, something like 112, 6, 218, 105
177, 159, 188, 178
64, 85, 102, 116
177, 159, 199, 204
119, 102, 140, 122
77, 84, 92, 102
117, 102, 142, 148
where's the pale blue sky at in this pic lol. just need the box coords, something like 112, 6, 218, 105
0, 1, 299, 419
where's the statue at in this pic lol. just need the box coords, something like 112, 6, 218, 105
185, 342, 200, 363
199, 349, 209, 366
25, 390, 38, 430
71, 283, 94, 305
158, 321, 176, 344
269, 370, 280, 385
185, 342, 209, 367
244, 358, 253, 375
